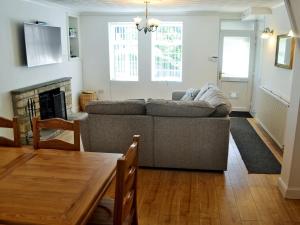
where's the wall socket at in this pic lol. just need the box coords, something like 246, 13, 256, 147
229, 92, 238, 99
97, 89, 104, 99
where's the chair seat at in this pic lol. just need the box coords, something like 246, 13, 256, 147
88, 197, 133, 225
88, 135, 140, 225
88, 197, 114, 225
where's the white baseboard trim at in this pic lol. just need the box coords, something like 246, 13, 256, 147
231, 107, 249, 112
254, 117, 284, 149
278, 177, 300, 199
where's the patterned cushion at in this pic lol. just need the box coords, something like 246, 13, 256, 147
194, 83, 215, 101
87, 197, 114, 225
180, 88, 201, 101
199, 87, 232, 117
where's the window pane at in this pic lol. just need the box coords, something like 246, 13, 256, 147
222, 36, 250, 78
152, 22, 183, 82
109, 22, 138, 81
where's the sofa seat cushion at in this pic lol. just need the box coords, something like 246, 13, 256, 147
86, 100, 146, 115
146, 99, 215, 117
197, 88, 232, 117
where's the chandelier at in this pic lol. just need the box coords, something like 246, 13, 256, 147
133, 1, 160, 34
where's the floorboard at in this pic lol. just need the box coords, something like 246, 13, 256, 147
57, 118, 300, 224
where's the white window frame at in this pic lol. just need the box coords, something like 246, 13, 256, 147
108, 22, 138, 81
151, 22, 183, 82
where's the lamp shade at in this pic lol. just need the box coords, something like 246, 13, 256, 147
288, 30, 294, 37
133, 17, 142, 25
261, 32, 272, 39
261, 27, 274, 39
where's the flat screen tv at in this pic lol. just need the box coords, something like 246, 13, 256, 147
24, 23, 62, 67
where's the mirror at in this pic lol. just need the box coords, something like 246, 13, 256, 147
275, 34, 296, 69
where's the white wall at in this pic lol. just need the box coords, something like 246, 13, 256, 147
0, 0, 83, 137
250, 4, 293, 147
259, 4, 293, 102
278, 0, 300, 199
80, 15, 222, 100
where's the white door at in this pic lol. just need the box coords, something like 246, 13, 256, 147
218, 30, 255, 111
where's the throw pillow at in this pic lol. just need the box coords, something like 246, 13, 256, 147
194, 83, 216, 101
180, 88, 201, 101
199, 88, 232, 117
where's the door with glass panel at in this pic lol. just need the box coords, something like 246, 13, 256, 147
218, 23, 255, 111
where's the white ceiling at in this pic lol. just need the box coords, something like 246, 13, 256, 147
43, 0, 283, 13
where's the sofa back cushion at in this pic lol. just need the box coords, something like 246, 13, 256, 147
146, 99, 215, 117
86, 100, 146, 115
197, 88, 232, 117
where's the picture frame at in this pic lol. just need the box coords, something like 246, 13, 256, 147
275, 34, 296, 70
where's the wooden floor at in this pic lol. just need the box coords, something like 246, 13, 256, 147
59, 118, 300, 225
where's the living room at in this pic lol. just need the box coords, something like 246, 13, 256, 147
0, 0, 300, 224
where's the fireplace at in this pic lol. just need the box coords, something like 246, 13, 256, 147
39, 88, 67, 120
11, 77, 72, 144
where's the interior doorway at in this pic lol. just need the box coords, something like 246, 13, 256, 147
218, 20, 256, 111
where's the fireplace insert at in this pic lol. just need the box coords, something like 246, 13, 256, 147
39, 88, 67, 120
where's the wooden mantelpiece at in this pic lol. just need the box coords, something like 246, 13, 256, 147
11, 77, 72, 94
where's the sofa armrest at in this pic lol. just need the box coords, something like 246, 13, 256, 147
172, 91, 185, 100
79, 114, 90, 151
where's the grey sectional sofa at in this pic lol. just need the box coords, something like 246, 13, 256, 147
80, 85, 231, 171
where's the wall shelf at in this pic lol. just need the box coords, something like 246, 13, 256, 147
68, 16, 80, 59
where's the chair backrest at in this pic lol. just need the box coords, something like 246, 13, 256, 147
114, 135, 140, 225
32, 117, 80, 151
0, 117, 21, 147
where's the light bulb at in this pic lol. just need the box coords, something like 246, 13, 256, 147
133, 17, 142, 25
261, 28, 273, 39
148, 18, 155, 26
153, 19, 160, 27
288, 30, 294, 37
261, 32, 271, 39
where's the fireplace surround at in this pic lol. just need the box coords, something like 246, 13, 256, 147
11, 77, 72, 144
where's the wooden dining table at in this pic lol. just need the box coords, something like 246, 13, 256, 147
0, 147, 122, 225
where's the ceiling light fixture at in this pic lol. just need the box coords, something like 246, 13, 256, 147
261, 27, 274, 39
288, 30, 294, 37
133, 1, 160, 34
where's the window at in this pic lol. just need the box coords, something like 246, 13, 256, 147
151, 22, 183, 82
221, 36, 251, 78
220, 20, 253, 79
109, 22, 138, 81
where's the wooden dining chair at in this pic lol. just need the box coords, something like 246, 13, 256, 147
32, 117, 80, 151
88, 135, 140, 225
0, 117, 21, 147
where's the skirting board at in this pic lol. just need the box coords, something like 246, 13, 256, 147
278, 177, 300, 199
254, 117, 284, 150
231, 107, 249, 112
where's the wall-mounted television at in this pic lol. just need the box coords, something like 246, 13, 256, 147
24, 23, 62, 67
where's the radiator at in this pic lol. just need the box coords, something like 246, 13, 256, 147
255, 86, 289, 149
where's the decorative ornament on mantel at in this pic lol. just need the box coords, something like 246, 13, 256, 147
133, 1, 160, 34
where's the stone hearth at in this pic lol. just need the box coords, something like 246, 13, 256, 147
11, 77, 72, 144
